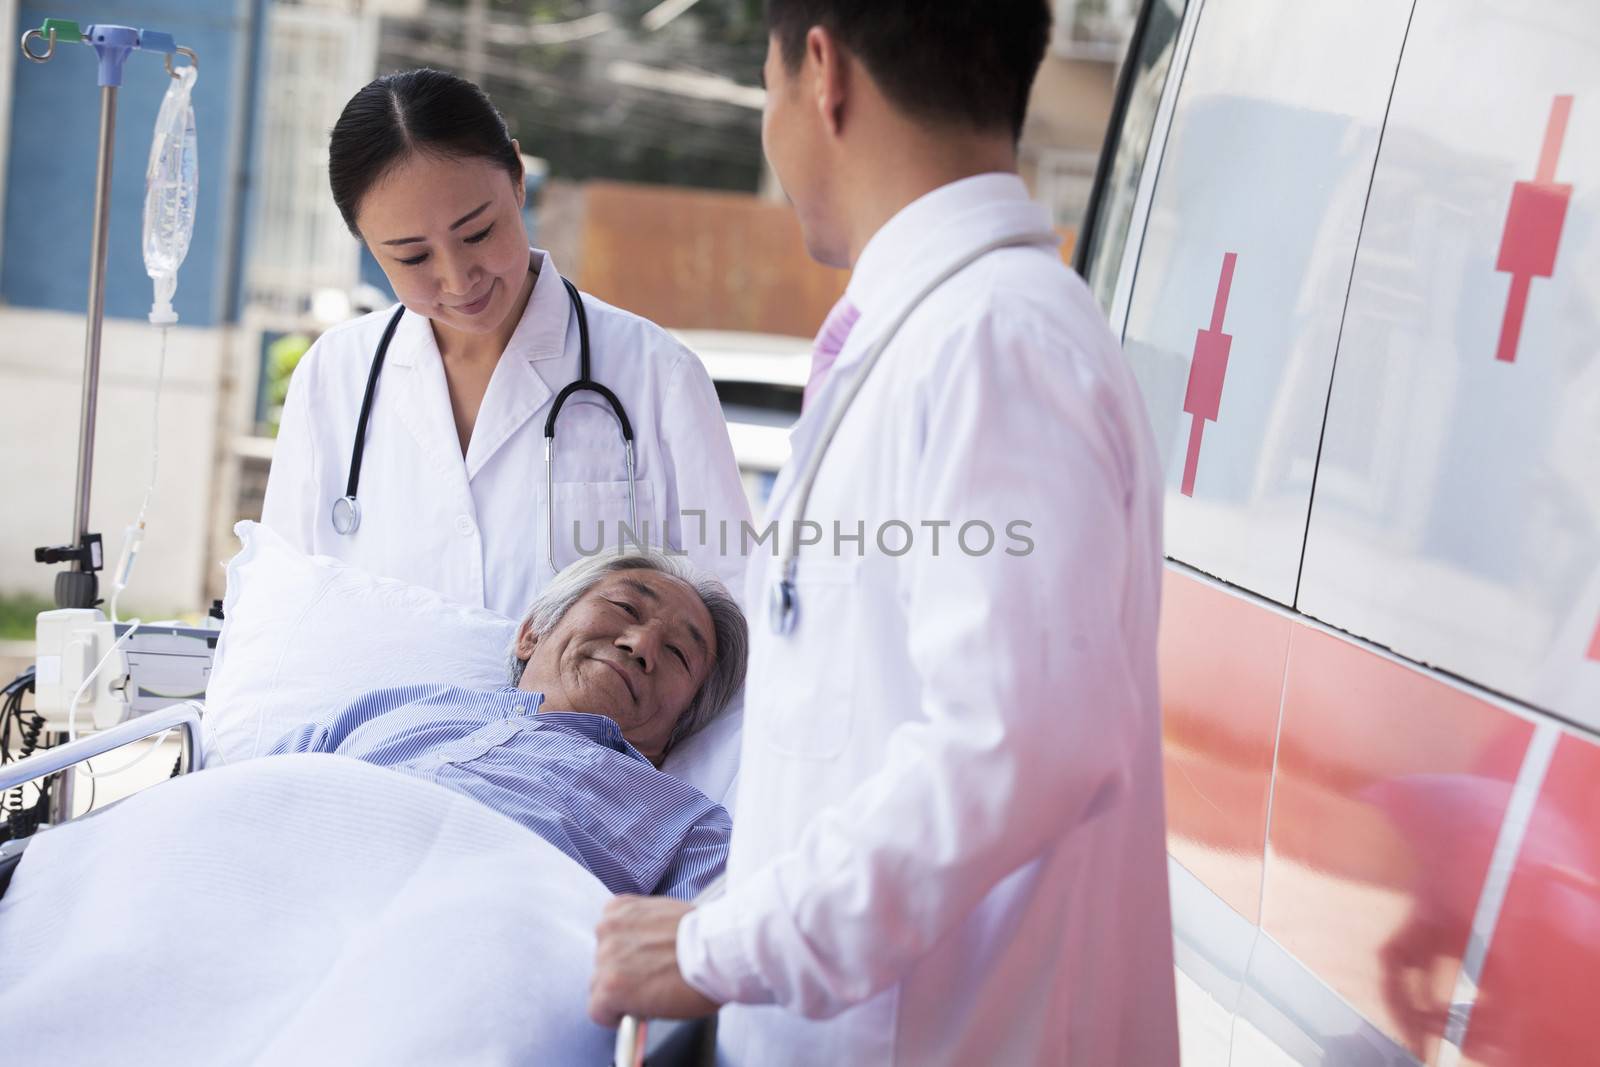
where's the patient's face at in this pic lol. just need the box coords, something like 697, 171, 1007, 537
515, 571, 715, 765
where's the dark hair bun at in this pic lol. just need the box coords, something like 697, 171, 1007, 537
329, 68, 522, 234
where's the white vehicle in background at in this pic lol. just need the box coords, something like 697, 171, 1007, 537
675, 330, 809, 512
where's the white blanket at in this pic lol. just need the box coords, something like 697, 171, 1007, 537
0, 755, 616, 1065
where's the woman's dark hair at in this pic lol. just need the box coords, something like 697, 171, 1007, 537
766, 1, 1052, 141
328, 68, 522, 235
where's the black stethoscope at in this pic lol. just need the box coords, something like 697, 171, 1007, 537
330, 276, 638, 573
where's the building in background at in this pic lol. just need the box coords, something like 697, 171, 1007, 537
0, 0, 1136, 620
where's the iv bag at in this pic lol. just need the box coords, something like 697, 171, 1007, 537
143, 64, 198, 325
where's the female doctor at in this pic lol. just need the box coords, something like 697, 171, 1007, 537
262, 69, 750, 617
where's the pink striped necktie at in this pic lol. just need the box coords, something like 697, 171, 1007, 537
802, 296, 861, 411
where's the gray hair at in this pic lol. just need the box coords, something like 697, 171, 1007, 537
508, 550, 748, 753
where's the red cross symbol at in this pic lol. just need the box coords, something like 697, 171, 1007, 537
1181, 252, 1238, 497
1495, 95, 1574, 363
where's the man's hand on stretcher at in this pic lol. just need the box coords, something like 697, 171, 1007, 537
589, 896, 721, 1026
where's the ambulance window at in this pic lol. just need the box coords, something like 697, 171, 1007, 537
1297, 0, 1600, 728
1076, 0, 1188, 313
1117, 0, 1411, 604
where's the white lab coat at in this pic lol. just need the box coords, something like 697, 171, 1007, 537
261, 250, 751, 618
677, 176, 1180, 1065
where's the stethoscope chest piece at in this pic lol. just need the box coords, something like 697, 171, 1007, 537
331, 495, 361, 536
769, 569, 798, 636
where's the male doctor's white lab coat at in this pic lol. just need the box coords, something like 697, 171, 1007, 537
676, 175, 1180, 1065
262, 250, 751, 618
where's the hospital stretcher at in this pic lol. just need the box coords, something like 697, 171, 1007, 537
0, 708, 709, 1067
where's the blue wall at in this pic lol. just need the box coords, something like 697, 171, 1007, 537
2, 0, 255, 326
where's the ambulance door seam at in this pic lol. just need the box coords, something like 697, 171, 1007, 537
1289, 0, 1420, 611
1224, 616, 1294, 1066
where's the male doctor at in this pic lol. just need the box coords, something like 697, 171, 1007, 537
590, 3, 1180, 1063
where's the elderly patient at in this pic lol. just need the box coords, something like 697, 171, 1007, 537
265, 551, 747, 901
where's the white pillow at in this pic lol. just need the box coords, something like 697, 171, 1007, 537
205, 521, 742, 806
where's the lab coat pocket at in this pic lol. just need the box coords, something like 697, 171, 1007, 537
548, 479, 658, 572
762, 557, 861, 760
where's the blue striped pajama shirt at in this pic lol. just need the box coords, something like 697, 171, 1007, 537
265, 683, 729, 900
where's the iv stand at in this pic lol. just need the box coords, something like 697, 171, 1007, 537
19, 20, 197, 610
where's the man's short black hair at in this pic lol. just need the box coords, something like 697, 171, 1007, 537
766, 1, 1053, 140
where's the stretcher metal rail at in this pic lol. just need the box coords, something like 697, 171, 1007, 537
0, 702, 203, 893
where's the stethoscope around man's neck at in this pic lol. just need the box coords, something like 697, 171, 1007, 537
768, 229, 1059, 636
330, 275, 638, 575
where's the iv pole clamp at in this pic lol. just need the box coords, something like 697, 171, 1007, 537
18, 19, 198, 610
